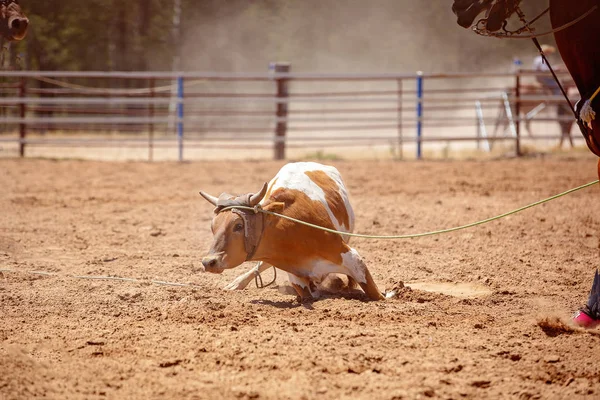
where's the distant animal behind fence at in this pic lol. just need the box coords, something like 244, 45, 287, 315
493, 82, 576, 148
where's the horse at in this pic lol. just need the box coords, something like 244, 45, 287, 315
452, 0, 600, 159
550, 0, 600, 159
452, 0, 600, 327
493, 84, 544, 141
492, 82, 576, 149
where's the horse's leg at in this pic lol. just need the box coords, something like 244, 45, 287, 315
559, 122, 573, 149
569, 125, 574, 148
525, 116, 533, 137
492, 100, 506, 147
557, 104, 574, 149
566, 119, 575, 148
558, 131, 564, 149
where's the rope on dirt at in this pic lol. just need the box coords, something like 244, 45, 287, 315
221, 179, 600, 240
0, 268, 202, 288
2, 181, 597, 287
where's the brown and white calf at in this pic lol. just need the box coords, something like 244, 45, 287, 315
199, 162, 384, 301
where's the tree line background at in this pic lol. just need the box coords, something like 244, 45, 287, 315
12, 0, 553, 73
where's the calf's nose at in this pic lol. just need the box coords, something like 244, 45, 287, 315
203, 257, 216, 268
202, 256, 219, 271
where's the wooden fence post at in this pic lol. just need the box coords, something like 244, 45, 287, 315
148, 77, 155, 162
271, 62, 290, 160
515, 71, 521, 156
19, 76, 26, 157
397, 79, 403, 160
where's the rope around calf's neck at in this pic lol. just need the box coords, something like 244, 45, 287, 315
220, 180, 599, 240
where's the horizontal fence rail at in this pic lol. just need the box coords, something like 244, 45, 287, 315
0, 68, 581, 161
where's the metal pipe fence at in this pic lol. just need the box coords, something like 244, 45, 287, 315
0, 68, 580, 161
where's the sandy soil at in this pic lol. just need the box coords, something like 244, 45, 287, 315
2, 153, 600, 399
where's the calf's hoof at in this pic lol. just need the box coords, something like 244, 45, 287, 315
223, 275, 253, 291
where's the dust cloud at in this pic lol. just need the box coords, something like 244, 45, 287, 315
171, 0, 568, 157
181, 0, 554, 74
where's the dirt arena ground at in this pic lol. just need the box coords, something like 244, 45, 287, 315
2, 153, 600, 399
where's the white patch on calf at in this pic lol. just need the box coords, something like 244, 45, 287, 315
341, 248, 367, 284
287, 272, 310, 289
263, 162, 354, 234
306, 247, 367, 285
310, 259, 350, 284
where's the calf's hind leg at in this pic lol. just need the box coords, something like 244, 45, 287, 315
287, 273, 313, 302
342, 247, 385, 300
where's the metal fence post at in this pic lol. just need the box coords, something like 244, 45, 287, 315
177, 75, 184, 162
19, 77, 26, 157
271, 62, 290, 160
515, 70, 521, 156
416, 71, 423, 160
476, 102, 481, 150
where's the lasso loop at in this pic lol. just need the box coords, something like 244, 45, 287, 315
254, 265, 277, 289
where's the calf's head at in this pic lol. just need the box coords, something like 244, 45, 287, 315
199, 183, 268, 273
1, 1, 28, 41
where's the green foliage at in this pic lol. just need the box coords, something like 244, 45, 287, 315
19, 0, 174, 71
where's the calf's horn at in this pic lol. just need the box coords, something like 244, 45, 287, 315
248, 182, 269, 207
199, 190, 218, 206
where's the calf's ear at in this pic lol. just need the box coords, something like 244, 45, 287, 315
264, 201, 285, 214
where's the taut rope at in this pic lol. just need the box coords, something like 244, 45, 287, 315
220, 180, 599, 240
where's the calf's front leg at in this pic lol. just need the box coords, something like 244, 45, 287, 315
223, 261, 274, 290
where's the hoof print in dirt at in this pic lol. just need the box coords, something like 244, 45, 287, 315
150, 228, 164, 237
471, 380, 491, 389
